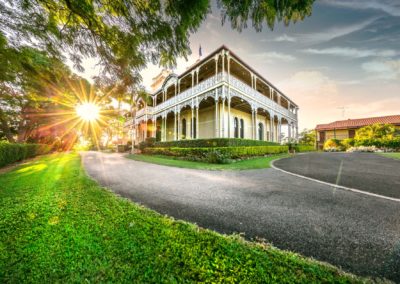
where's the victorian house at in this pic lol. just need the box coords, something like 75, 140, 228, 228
125, 46, 299, 144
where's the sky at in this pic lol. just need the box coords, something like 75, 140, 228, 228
76, 0, 400, 130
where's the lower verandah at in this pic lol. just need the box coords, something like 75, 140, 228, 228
135, 98, 291, 143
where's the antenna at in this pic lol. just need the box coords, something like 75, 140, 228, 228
337, 106, 348, 118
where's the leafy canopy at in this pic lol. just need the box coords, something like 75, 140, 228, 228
0, 0, 315, 87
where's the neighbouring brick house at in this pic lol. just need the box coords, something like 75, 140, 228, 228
315, 115, 400, 149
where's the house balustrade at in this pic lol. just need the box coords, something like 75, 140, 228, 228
148, 72, 296, 121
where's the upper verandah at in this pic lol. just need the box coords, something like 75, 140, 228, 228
148, 45, 298, 111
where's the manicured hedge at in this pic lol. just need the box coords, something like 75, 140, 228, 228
143, 145, 288, 164
0, 141, 51, 168
293, 144, 315, 152
153, 138, 279, 148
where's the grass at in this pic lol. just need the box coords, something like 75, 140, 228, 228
378, 152, 400, 160
0, 153, 368, 283
127, 154, 289, 170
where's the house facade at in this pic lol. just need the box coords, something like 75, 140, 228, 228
125, 46, 299, 144
315, 115, 400, 149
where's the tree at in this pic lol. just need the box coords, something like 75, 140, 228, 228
355, 123, 399, 141
0, 33, 111, 147
0, 0, 315, 91
298, 129, 316, 146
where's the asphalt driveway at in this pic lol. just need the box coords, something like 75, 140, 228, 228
274, 152, 400, 199
81, 151, 400, 282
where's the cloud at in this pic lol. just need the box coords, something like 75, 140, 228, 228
296, 18, 378, 44
279, 71, 339, 101
320, 0, 400, 17
344, 99, 400, 118
303, 47, 399, 58
278, 70, 400, 129
261, 34, 296, 43
362, 60, 400, 80
252, 52, 296, 62
278, 71, 341, 128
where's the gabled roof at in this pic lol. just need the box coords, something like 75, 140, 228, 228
315, 115, 400, 131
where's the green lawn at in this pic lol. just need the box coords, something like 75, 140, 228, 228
0, 153, 367, 283
128, 154, 289, 170
378, 152, 400, 160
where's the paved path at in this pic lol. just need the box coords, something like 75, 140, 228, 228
274, 152, 400, 199
81, 151, 400, 281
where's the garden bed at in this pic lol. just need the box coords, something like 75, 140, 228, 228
143, 145, 289, 164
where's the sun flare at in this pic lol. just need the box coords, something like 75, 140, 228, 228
75, 103, 100, 122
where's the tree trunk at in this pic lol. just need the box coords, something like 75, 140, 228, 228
0, 109, 15, 142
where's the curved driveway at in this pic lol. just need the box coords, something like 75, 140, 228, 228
81, 151, 400, 282
274, 152, 400, 199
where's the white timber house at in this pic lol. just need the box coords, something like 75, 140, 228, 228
125, 45, 299, 144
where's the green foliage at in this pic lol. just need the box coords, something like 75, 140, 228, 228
327, 124, 400, 151
154, 138, 279, 148
0, 1, 315, 87
143, 145, 288, 163
0, 34, 99, 144
0, 153, 365, 282
218, 0, 315, 31
323, 139, 344, 152
298, 129, 316, 146
0, 141, 51, 167
354, 137, 400, 149
138, 137, 157, 151
129, 154, 287, 170
355, 123, 398, 140
293, 144, 315, 152
342, 138, 355, 150
352, 124, 400, 150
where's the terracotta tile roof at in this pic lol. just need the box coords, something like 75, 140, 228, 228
316, 115, 400, 131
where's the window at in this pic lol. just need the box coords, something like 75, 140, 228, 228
258, 123, 264, 141
240, 119, 244, 138
182, 118, 186, 139
234, 117, 239, 138
349, 129, 355, 138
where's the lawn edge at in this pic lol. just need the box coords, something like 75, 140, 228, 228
126, 153, 289, 171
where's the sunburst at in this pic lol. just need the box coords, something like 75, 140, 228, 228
29, 77, 118, 151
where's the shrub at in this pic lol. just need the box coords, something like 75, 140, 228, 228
0, 142, 51, 168
143, 145, 288, 163
139, 137, 156, 151
293, 144, 315, 152
153, 138, 279, 148
341, 138, 355, 150
286, 143, 315, 152
354, 137, 400, 150
323, 139, 344, 152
